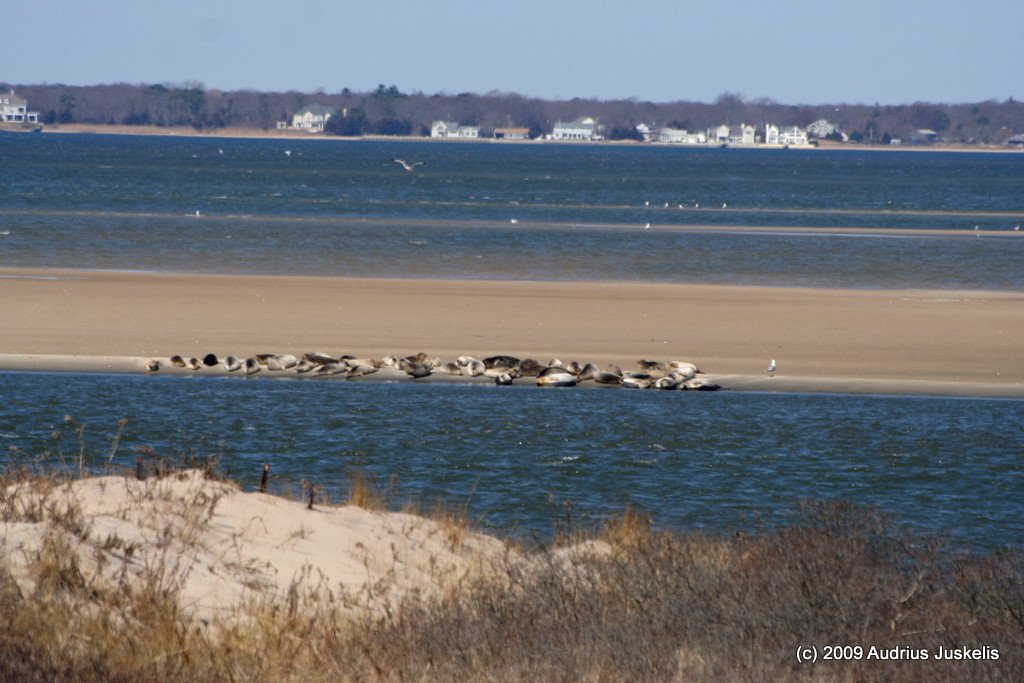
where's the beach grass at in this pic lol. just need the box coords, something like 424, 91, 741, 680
0, 451, 1021, 682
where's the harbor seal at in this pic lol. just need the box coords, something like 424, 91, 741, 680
294, 359, 317, 374
223, 356, 243, 372
346, 364, 379, 378
144, 359, 161, 372
536, 370, 577, 387
202, 353, 219, 367
576, 363, 600, 381
266, 354, 298, 371
483, 355, 520, 370
303, 351, 337, 365
494, 372, 515, 385
464, 359, 486, 377
169, 355, 187, 368
514, 358, 545, 377
243, 358, 261, 375
440, 362, 463, 376
186, 357, 202, 370
592, 365, 623, 385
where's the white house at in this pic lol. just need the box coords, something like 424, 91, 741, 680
765, 124, 780, 144
1, 91, 39, 124
715, 124, 754, 145
635, 123, 652, 141
779, 126, 808, 146
806, 119, 840, 138
291, 104, 338, 132
431, 120, 480, 138
659, 127, 706, 144
552, 117, 597, 141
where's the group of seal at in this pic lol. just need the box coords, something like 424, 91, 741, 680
147, 351, 719, 391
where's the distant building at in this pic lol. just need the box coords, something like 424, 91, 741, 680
659, 127, 706, 144
806, 119, 841, 138
0, 91, 39, 124
715, 124, 754, 145
552, 117, 597, 141
493, 127, 530, 140
1004, 134, 1024, 147
291, 104, 338, 132
431, 120, 480, 138
635, 123, 652, 141
779, 126, 808, 146
911, 129, 938, 144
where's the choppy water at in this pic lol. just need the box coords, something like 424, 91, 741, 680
1, 373, 1021, 551
2, 133, 1023, 289
2, 134, 1022, 551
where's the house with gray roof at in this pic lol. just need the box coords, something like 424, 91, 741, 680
1, 91, 39, 124
551, 117, 598, 141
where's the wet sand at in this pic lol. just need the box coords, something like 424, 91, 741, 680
1, 267, 1022, 397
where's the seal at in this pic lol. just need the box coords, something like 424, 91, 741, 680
266, 354, 298, 371
346, 364, 379, 378
483, 355, 520, 370
144, 359, 161, 372
303, 351, 337, 365
202, 353, 219, 367
576, 363, 599, 381
683, 378, 720, 391
440, 362, 463, 376
536, 369, 577, 387
464, 359, 486, 377
243, 358, 261, 375
187, 357, 202, 370
494, 372, 515, 385
407, 363, 432, 378
169, 355, 187, 368
294, 359, 317, 374
223, 356, 243, 372
592, 365, 623, 385
313, 362, 348, 377
621, 373, 655, 389
514, 358, 545, 377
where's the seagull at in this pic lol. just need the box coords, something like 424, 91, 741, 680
678, 204, 684, 209
392, 158, 426, 171
218, 148, 224, 155
644, 223, 651, 229
285, 150, 291, 157
766, 359, 776, 376
194, 210, 201, 218
722, 202, 728, 209
510, 218, 518, 224
644, 201, 650, 207
694, 202, 700, 208
663, 202, 669, 208
1015, 225, 1021, 231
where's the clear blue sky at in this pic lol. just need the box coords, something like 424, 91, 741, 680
5, 0, 1021, 105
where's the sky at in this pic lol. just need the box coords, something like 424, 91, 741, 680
4, 0, 1022, 105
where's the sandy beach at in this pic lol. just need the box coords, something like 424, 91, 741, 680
1, 267, 1021, 397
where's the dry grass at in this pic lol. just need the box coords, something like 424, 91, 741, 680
0, 459, 1021, 681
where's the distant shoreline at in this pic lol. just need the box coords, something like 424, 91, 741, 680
7, 122, 1022, 154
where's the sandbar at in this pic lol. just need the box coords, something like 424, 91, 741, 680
1, 267, 1022, 397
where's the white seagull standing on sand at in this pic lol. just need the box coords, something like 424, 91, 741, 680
392, 158, 426, 171
766, 359, 777, 376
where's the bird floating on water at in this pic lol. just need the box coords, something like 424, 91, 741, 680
392, 158, 426, 171
722, 202, 728, 209
285, 150, 291, 157
510, 218, 519, 224
194, 210, 201, 217
644, 223, 651, 229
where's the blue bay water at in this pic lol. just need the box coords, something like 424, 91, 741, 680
1, 133, 1023, 289
1, 372, 1021, 551
2, 134, 1022, 551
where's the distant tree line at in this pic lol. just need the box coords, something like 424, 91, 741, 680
4, 81, 1023, 144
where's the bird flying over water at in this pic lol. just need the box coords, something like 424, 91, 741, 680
393, 158, 426, 171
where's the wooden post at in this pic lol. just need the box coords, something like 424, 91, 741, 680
135, 456, 144, 481
259, 463, 270, 493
